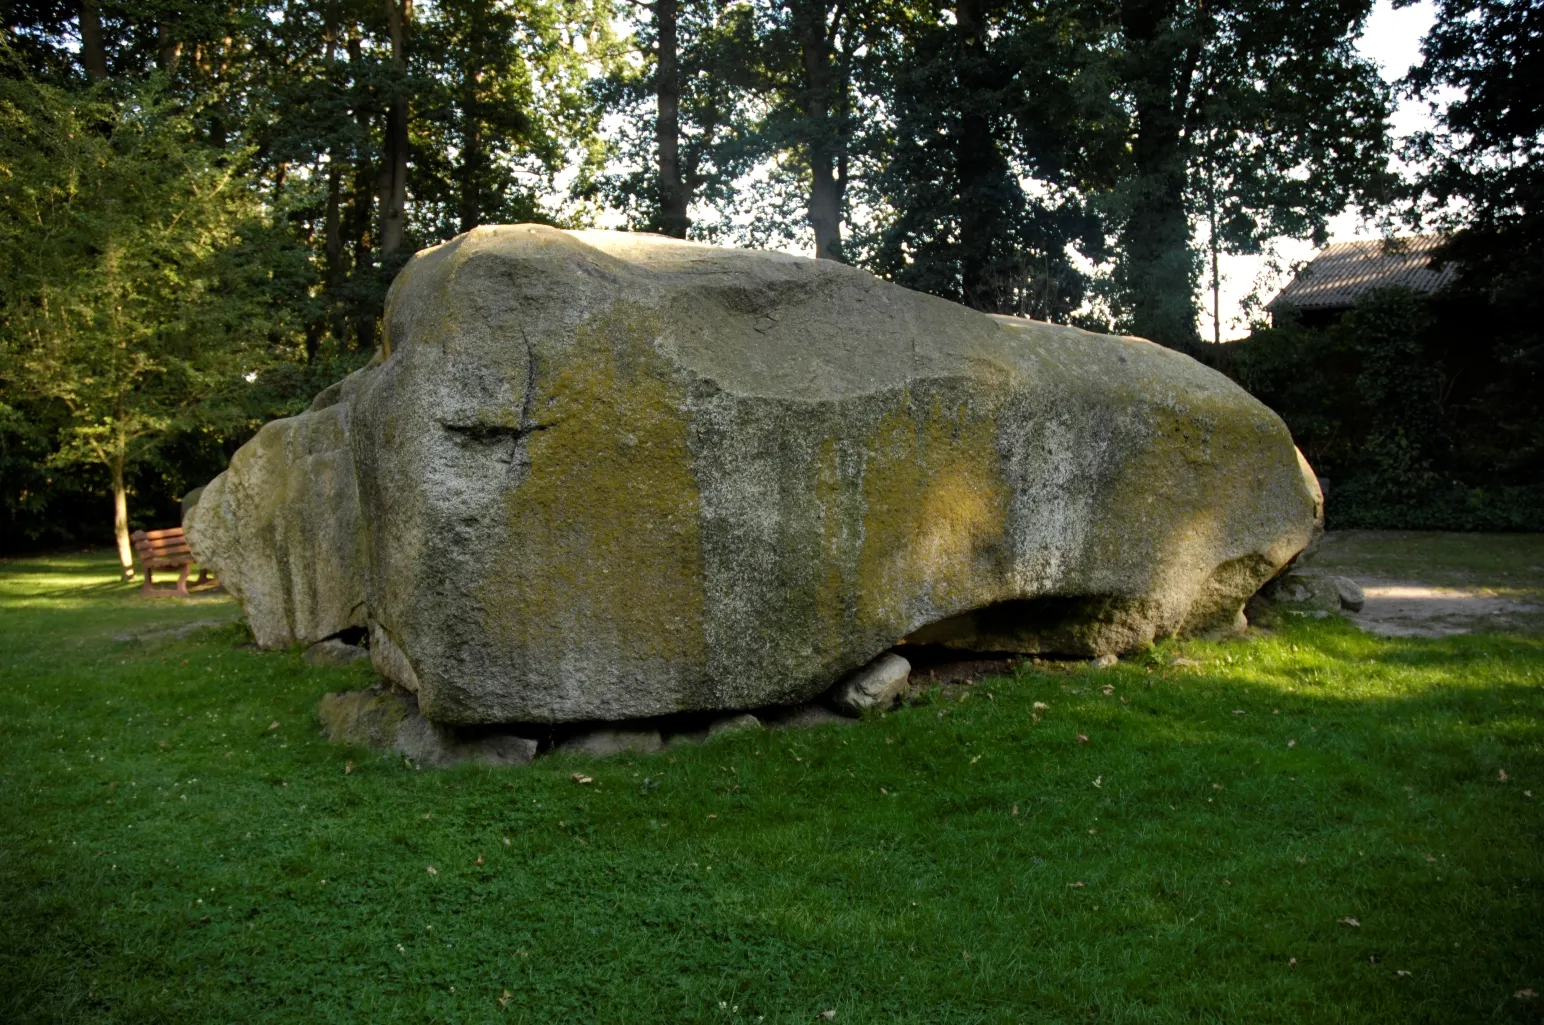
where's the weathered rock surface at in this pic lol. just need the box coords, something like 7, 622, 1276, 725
204, 225, 1321, 725
708, 713, 763, 736
828, 653, 912, 715
185, 371, 370, 649
557, 728, 665, 757
317, 685, 538, 766
756, 702, 853, 730
1259, 570, 1355, 613
305, 638, 370, 667
1334, 576, 1366, 613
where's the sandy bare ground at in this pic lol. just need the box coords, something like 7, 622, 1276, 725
1309, 531, 1544, 638
1350, 582, 1538, 638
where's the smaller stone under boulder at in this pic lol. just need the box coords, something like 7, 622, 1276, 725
828, 653, 912, 716
318, 686, 537, 767
556, 728, 665, 758
1256, 570, 1365, 616
305, 638, 370, 667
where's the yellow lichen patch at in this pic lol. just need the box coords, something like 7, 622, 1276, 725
853, 392, 1009, 631
483, 305, 706, 669
1091, 383, 1312, 628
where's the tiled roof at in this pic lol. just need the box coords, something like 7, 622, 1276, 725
1266, 235, 1459, 313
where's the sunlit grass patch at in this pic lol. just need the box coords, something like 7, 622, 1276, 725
1, 551, 1540, 1023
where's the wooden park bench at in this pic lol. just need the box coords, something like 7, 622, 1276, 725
129, 527, 210, 597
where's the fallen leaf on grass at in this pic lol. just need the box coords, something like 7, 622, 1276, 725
1288, 958, 1297, 967
344, 761, 354, 775
1076, 734, 1089, 744
425, 865, 438, 876
1525, 791, 1534, 799
706, 813, 718, 820
503, 836, 511, 846
1425, 854, 1437, 863
1516, 989, 1538, 1000
1101, 685, 1114, 696
1173, 657, 1201, 667
268, 722, 279, 730
1066, 881, 1085, 888
1092, 775, 1102, 788
474, 855, 484, 865
1232, 710, 1246, 716
571, 773, 593, 785
500, 990, 513, 1009
1032, 702, 1050, 711
1397, 970, 1412, 978
819, 1011, 837, 1020
1287, 740, 1296, 748
1499, 770, 1509, 782
1011, 804, 1019, 816
1338, 917, 1361, 928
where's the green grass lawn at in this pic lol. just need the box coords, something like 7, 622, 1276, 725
2, 552, 1541, 1024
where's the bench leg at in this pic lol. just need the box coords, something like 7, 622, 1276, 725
176, 563, 191, 597
140, 567, 155, 597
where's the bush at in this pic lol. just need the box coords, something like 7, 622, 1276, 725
1204, 287, 1544, 532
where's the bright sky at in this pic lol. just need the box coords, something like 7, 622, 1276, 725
1199, 0, 1439, 341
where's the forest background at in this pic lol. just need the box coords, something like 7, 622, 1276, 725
1, 0, 1539, 571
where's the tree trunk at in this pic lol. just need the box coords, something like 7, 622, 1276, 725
1118, 0, 1202, 350
380, 0, 412, 257
157, 19, 182, 73
656, 0, 689, 238
325, 161, 346, 342
79, 1, 107, 82
796, 1, 845, 261
111, 450, 133, 580
953, 0, 1012, 309
458, 75, 483, 233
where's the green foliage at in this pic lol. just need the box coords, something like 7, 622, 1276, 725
1209, 288, 1544, 531
1105, 0, 1395, 349
859, 0, 1116, 318
3, 551, 1543, 1021
583, 0, 760, 237
1402, 0, 1544, 486
0, 61, 316, 558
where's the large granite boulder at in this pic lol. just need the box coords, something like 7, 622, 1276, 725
196, 225, 1321, 724
184, 370, 370, 648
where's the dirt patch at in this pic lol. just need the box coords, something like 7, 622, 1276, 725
1349, 581, 1539, 638
1309, 531, 1544, 638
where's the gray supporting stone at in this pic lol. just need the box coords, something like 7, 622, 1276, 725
1334, 576, 1366, 613
317, 686, 537, 767
556, 728, 666, 758
827, 652, 912, 715
304, 639, 370, 667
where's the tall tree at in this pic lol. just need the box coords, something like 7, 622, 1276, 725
863, 0, 1118, 316
655, 0, 688, 236
583, 0, 752, 238
380, 0, 411, 256
1106, 0, 1393, 348
0, 78, 292, 575
1403, 0, 1544, 483
412, 0, 615, 238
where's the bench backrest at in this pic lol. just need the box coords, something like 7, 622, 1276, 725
131, 527, 193, 564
